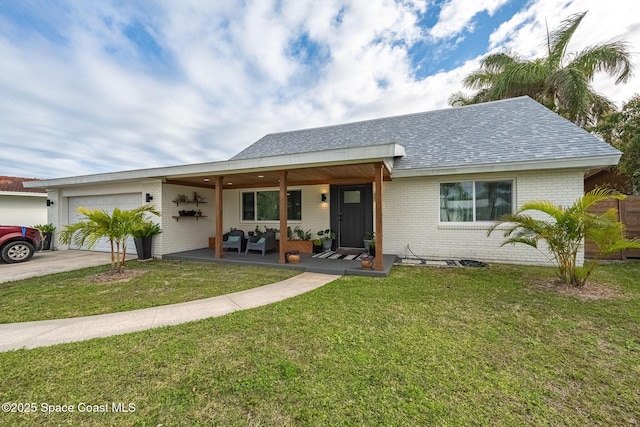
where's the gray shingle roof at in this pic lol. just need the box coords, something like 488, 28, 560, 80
231, 97, 619, 170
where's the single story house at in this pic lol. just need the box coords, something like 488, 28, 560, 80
26, 97, 621, 270
0, 176, 47, 226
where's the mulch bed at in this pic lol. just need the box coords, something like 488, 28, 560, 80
531, 278, 624, 300
87, 269, 146, 284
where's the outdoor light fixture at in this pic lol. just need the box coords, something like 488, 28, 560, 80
46, 199, 54, 206
321, 193, 327, 202
145, 193, 153, 202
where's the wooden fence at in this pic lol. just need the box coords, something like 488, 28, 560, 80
585, 195, 640, 260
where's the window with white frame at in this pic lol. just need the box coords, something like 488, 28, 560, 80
242, 190, 302, 221
440, 180, 513, 222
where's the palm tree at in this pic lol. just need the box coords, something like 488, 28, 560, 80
487, 189, 640, 286
450, 12, 633, 127
59, 205, 159, 273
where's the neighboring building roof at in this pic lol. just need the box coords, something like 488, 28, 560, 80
232, 96, 621, 173
0, 176, 46, 194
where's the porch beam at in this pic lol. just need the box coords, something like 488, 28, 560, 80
374, 163, 384, 271
214, 176, 224, 259
165, 179, 216, 190
218, 177, 387, 190
279, 170, 288, 264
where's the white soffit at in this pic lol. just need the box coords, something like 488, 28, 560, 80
24, 144, 405, 188
392, 154, 623, 178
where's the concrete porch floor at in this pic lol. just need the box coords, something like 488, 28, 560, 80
163, 248, 396, 277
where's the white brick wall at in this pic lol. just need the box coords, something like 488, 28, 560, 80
383, 169, 585, 266
142, 180, 163, 257
46, 189, 60, 249
160, 184, 216, 255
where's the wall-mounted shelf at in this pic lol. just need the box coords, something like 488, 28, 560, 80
172, 215, 208, 222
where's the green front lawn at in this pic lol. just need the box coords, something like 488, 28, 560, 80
1, 262, 639, 426
0, 260, 298, 323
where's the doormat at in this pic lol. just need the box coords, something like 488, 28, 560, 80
311, 251, 367, 261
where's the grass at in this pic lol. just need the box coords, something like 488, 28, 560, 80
0, 260, 298, 323
0, 261, 639, 425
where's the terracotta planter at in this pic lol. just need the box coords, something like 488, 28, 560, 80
361, 259, 373, 270
288, 254, 300, 264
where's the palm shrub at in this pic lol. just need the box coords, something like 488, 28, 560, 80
132, 221, 162, 238
450, 11, 633, 127
488, 189, 640, 286
59, 205, 159, 273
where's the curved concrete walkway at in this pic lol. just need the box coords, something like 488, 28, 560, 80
0, 272, 340, 352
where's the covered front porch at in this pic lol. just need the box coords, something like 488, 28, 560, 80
164, 145, 400, 271
163, 248, 397, 277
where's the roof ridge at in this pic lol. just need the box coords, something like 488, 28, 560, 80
261, 96, 534, 138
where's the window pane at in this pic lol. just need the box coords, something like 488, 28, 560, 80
343, 190, 361, 204
440, 182, 473, 222
242, 192, 255, 221
476, 181, 512, 221
251, 190, 302, 221
257, 191, 280, 220
288, 190, 302, 220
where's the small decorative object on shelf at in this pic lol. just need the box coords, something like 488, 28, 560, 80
173, 193, 208, 220
173, 195, 208, 205
174, 194, 188, 203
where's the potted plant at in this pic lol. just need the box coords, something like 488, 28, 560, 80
313, 238, 323, 254
363, 231, 375, 254
360, 254, 374, 269
132, 221, 162, 260
317, 229, 336, 251
369, 240, 376, 257
33, 223, 56, 250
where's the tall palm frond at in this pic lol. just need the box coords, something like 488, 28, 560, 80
547, 12, 586, 68
450, 11, 634, 127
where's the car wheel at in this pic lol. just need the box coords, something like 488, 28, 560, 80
1, 241, 35, 263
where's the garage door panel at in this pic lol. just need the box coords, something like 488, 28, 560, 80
68, 193, 141, 254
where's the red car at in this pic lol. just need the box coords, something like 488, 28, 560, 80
0, 226, 43, 263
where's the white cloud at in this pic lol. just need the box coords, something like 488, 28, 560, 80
429, 0, 511, 40
0, 0, 639, 179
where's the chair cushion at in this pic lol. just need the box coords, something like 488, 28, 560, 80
257, 237, 265, 244
228, 235, 240, 242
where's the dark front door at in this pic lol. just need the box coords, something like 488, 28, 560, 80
331, 184, 373, 249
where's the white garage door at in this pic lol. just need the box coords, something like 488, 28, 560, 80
68, 193, 142, 254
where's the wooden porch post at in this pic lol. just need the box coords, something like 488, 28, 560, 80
374, 163, 384, 271
214, 175, 224, 259
279, 170, 288, 264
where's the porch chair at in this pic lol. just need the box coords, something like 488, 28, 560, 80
245, 231, 277, 256
223, 229, 245, 253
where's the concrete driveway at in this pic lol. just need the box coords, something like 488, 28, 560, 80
0, 250, 112, 283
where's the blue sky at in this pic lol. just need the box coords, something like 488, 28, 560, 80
1, 0, 639, 178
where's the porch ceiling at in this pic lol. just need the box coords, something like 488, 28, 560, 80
166, 162, 392, 190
